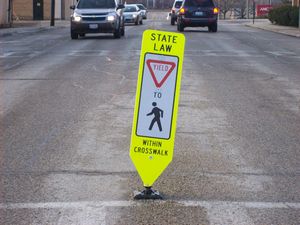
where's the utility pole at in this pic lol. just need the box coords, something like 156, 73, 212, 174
50, 0, 55, 26
247, 0, 249, 19
8, 0, 12, 26
298, 0, 300, 29
252, 0, 255, 24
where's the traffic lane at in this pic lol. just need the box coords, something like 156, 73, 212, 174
122, 18, 300, 224
1, 23, 141, 71
127, 17, 299, 223
153, 19, 300, 202
182, 22, 300, 173
0, 22, 148, 225
1, 28, 71, 71
124, 15, 300, 200
0, 24, 141, 115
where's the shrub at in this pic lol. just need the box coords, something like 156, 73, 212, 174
289, 7, 299, 27
268, 5, 299, 27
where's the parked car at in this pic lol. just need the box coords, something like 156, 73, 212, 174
123, 4, 143, 25
169, 0, 182, 25
136, 4, 148, 19
177, 0, 219, 32
70, 0, 125, 39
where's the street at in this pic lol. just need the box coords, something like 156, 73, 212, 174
1, 12, 300, 224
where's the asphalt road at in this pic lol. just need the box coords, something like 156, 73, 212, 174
1, 12, 300, 224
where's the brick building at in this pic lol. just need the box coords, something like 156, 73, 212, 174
292, 0, 300, 6
13, 0, 75, 20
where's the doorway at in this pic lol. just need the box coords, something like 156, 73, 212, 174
33, 0, 43, 20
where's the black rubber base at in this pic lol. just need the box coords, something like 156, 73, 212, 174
134, 187, 163, 200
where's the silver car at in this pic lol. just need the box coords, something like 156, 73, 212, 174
136, 4, 147, 19
123, 4, 143, 25
70, 0, 125, 39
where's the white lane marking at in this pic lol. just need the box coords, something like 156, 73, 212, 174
1, 200, 299, 210
180, 200, 300, 209
265, 51, 297, 56
208, 205, 254, 225
0, 201, 132, 209
56, 205, 107, 225
0, 41, 23, 44
0, 52, 14, 58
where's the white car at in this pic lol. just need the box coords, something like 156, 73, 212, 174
169, 0, 182, 25
123, 4, 143, 25
136, 4, 147, 19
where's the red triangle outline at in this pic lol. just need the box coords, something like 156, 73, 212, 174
146, 59, 176, 88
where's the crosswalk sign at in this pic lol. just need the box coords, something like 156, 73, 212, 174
130, 30, 185, 187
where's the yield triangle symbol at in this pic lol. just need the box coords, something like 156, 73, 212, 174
146, 59, 176, 88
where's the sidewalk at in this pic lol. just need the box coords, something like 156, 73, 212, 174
246, 19, 300, 38
0, 20, 69, 37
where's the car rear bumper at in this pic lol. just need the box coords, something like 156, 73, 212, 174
71, 21, 116, 34
181, 17, 217, 26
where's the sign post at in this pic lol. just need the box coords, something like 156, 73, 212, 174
130, 30, 185, 199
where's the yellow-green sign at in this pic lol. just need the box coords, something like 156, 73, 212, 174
130, 30, 185, 187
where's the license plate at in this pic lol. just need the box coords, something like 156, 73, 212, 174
195, 11, 203, 16
89, 24, 98, 29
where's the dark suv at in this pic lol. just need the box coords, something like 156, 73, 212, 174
70, 0, 125, 39
177, 0, 219, 32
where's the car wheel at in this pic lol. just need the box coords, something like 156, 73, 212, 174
79, 33, 85, 37
71, 31, 78, 39
171, 18, 175, 25
211, 22, 217, 32
139, 18, 143, 25
113, 26, 121, 39
177, 22, 184, 32
135, 18, 139, 25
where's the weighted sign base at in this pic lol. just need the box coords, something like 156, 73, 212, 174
134, 187, 163, 200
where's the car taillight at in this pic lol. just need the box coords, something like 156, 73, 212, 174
213, 7, 219, 14
179, 8, 185, 15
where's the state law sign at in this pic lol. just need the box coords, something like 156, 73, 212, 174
130, 30, 185, 187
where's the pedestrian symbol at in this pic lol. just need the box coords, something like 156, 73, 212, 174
147, 102, 164, 132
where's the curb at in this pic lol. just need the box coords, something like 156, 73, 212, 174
245, 24, 300, 38
0, 21, 69, 37
0, 27, 49, 37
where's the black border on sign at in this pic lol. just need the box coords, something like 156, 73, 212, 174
135, 52, 179, 140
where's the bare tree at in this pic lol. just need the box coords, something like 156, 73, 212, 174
233, 0, 247, 19
218, 0, 237, 19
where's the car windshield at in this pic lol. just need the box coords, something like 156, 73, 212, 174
77, 0, 116, 9
184, 0, 213, 7
174, 1, 183, 8
124, 6, 137, 12
137, 4, 146, 10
